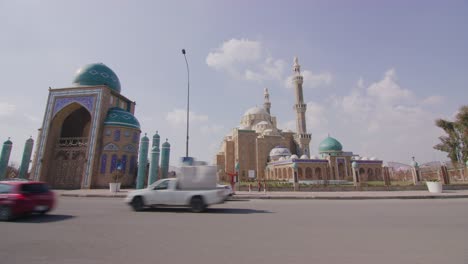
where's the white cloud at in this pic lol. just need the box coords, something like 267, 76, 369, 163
206, 38, 261, 75
305, 69, 445, 162
200, 124, 224, 134
306, 101, 329, 130
422, 95, 444, 105
367, 68, 412, 102
24, 113, 41, 123
166, 109, 209, 126
285, 70, 333, 89
244, 57, 286, 82
0, 102, 16, 116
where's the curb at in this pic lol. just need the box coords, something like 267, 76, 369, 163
58, 193, 468, 200
230, 195, 468, 200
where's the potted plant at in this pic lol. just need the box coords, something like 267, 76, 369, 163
425, 179, 442, 193
109, 162, 124, 193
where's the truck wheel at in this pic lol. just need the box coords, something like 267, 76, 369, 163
131, 196, 145, 212
0, 206, 12, 221
190, 196, 206, 213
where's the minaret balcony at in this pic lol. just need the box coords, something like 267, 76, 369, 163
293, 76, 303, 83
294, 104, 307, 111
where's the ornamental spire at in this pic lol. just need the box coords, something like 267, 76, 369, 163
293, 56, 301, 74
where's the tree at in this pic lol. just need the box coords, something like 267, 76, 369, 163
434, 105, 468, 166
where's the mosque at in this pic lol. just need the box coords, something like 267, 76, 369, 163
19, 63, 171, 189
216, 57, 384, 183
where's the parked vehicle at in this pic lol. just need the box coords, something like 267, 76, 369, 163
125, 165, 228, 212
0, 181, 55, 221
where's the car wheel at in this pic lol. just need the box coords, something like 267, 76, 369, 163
131, 196, 145, 212
0, 206, 12, 221
190, 196, 206, 213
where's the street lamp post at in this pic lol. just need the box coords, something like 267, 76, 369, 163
182, 49, 190, 159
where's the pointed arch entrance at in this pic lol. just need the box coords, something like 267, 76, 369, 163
45, 103, 91, 189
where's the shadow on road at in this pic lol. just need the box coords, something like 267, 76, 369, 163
141, 207, 272, 214
14, 214, 75, 223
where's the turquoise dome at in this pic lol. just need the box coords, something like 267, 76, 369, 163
73, 63, 121, 93
153, 132, 160, 139
103, 107, 140, 129
4, 138, 12, 145
162, 140, 170, 148
319, 136, 343, 153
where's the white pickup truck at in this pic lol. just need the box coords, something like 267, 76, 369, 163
125, 178, 228, 212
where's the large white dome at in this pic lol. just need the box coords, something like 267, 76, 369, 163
244, 106, 269, 116
269, 146, 292, 161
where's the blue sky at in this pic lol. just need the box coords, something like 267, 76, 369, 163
1, 0, 467, 167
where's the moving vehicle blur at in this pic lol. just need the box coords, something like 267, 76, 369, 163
0, 180, 55, 221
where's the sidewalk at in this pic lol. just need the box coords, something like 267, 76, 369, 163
56, 189, 468, 200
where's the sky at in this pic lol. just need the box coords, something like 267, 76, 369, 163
0, 0, 467, 167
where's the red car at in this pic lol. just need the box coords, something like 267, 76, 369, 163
0, 180, 55, 221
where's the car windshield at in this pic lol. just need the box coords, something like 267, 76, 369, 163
21, 183, 50, 194
0, 183, 13, 194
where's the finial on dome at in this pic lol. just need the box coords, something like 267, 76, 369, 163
294, 56, 299, 65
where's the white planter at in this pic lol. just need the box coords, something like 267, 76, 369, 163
109, 182, 120, 193
426, 181, 443, 193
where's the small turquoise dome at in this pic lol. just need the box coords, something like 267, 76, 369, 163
4, 138, 12, 145
103, 107, 140, 129
153, 131, 160, 139
162, 139, 170, 148
319, 136, 343, 153
73, 63, 121, 93
411, 160, 419, 167
352, 161, 358, 168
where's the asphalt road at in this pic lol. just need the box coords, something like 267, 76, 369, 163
1, 197, 467, 264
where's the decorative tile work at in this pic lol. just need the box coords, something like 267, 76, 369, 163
123, 144, 137, 153
53, 96, 95, 117
103, 143, 119, 151
33, 89, 103, 186
124, 131, 130, 137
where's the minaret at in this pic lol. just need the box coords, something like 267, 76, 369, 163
18, 137, 34, 179
136, 133, 149, 189
148, 131, 161, 186
160, 139, 171, 179
263, 88, 271, 114
0, 138, 13, 180
292, 56, 311, 156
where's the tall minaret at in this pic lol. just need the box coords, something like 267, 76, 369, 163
292, 56, 311, 156
263, 88, 271, 114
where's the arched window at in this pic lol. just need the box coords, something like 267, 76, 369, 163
121, 155, 128, 173
110, 154, 118, 173
315, 168, 322, 180
306, 167, 313, 179
278, 168, 282, 179
368, 168, 374, 181
282, 168, 287, 179
100, 154, 107, 174
129, 156, 136, 174
298, 167, 303, 179
289, 168, 293, 179
114, 130, 121, 142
